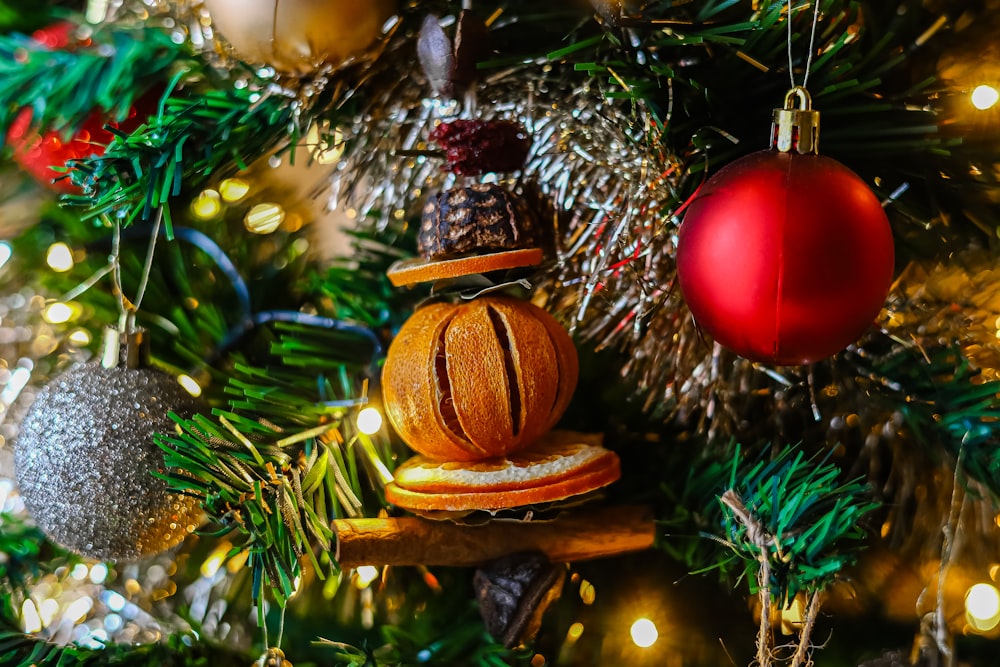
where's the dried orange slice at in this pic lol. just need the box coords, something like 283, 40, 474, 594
385, 439, 620, 512
386, 248, 543, 287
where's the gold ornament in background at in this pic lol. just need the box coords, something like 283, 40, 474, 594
203, 0, 396, 75
256, 647, 292, 667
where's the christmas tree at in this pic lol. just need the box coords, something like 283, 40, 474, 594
0, 0, 999, 665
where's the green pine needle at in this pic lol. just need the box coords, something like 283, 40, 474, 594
717, 444, 878, 606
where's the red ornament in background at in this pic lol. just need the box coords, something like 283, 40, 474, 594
676, 88, 894, 365
7, 107, 144, 193
5, 23, 145, 193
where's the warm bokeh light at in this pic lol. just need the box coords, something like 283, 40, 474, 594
972, 84, 1000, 110
966, 583, 1000, 632
354, 565, 379, 589
42, 302, 79, 324
244, 202, 285, 234
566, 622, 584, 641
64, 597, 93, 624
21, 599, 42, 633
201, 541, 231, 579
357, 407, 383, 435
191, 189, 222, 219
0, 241, 11, 270
630, 617, 658, 648
219, 177, 251, 202
46, 242, 74, 272
177, 374, 203, 397
68, 328, 92, 346
307, 122, 345, 165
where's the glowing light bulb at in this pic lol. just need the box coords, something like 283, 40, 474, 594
68, 328, 92, 346
46, 242, 74, 272
354, 565, 379, 589
244, 203, 285, 234
219, 178, 251, 202
21, 599, 42, 633
0, 242, 13, 270
64, 597, 93, 624
177, 374, 203, 397
357, 407, 383, 435
630, 618, 658, 648
307, 122, 345, 165
966, 583, 1000, 632
42, 302, 78, 324
972, 85, 1000, 110
191, 189, 222, 219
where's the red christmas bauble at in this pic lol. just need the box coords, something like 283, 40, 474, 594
676, 149, 894, 365
5, 22, 144, 192
7, 107, 143, 193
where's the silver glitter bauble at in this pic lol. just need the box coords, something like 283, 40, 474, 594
14, 361, 204, 561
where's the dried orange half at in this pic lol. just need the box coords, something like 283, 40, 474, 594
384, 439, 620, 512
382, 296, 579, 461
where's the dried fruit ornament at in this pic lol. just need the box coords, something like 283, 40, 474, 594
381, 108, 620, 512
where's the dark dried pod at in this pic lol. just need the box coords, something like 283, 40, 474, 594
418, 183, 540, 261
474, 552, 566, 648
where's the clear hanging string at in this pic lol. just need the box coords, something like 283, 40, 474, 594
787, 0, 823, 90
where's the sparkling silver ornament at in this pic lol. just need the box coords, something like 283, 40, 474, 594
14, 330, 204, 561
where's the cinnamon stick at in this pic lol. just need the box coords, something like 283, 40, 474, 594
334, 505, 656, 568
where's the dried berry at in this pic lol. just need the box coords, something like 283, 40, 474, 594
429, 119, 530, 175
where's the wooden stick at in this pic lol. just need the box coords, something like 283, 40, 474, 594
334, 505, 656, 568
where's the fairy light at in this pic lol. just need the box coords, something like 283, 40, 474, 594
244, 203, 285, 234
219, 177, 251, 202
89, 563, 108, 585
306, 122, 345, 165
42, 302, 78, 324
971, 85, 1000, 111
191, 189, 222, 219
200, 542, 230, 579
177, 374, 203, 397
630, 617, 658, 648
64, 597, 94, 624
357, 407, 383, 435
966, 583, 1000, 632
46, 242, 74, 272
354, 565, 380, 589
0, 242, 11, 270
68, 328, 92, 346
21, 599, 42, 633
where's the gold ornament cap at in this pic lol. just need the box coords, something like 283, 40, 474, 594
771, 87, 820, 155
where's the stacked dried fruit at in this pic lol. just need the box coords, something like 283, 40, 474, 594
382, 119, 621, 513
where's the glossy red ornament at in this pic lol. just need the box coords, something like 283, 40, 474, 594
7, 107, 144, 193
676, 149, 894, 365
6, 23, 145, 193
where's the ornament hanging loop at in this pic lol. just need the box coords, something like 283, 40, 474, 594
771, 86, 820, 155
